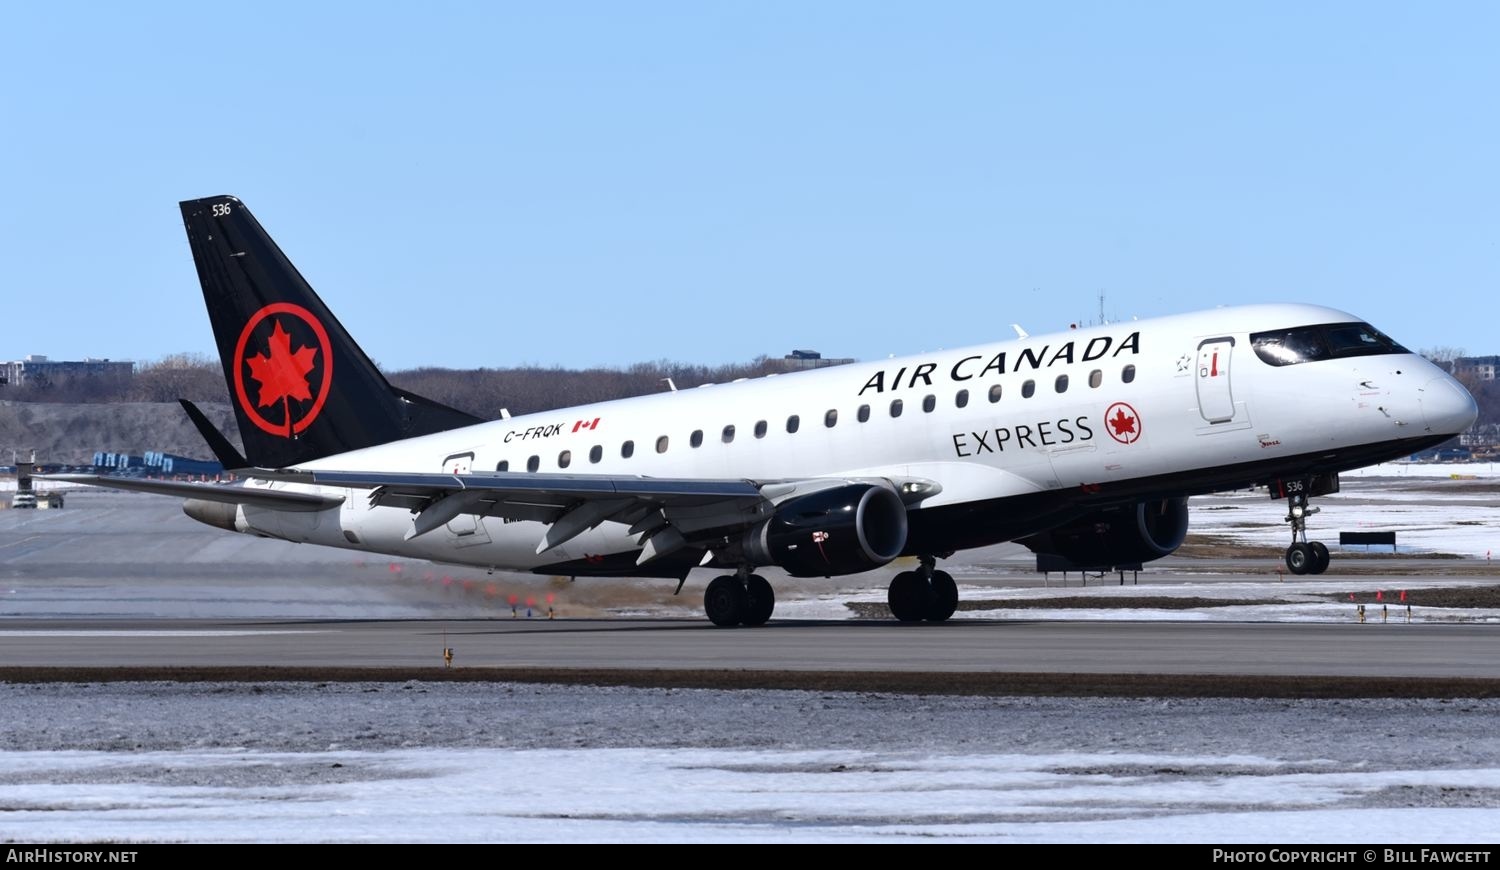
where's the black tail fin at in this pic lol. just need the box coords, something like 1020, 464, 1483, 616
180, 195, 481, 468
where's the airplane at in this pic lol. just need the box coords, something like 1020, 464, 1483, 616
51, 195, 1480, 627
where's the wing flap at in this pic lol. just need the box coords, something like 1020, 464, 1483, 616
297, 469, 763, 501
273, 468, 771, 543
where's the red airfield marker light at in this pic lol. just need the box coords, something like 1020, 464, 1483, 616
546, 591, 557, 619
526, 596, 536, 618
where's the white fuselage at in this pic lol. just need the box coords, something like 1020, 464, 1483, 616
229, 303, 1475, 574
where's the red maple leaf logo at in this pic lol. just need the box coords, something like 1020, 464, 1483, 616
244, 320, 319, 409
1109, 408, 1137, 437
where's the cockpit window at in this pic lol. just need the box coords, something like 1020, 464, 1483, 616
1251, 322, 1408, 367
1324, 323, 1407, 357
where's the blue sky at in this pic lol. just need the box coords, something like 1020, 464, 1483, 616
2, 3, 1496, 369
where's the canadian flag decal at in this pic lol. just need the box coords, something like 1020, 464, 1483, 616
573, 417, 600, 433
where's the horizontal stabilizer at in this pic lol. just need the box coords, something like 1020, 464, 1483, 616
178, 399, 250, 470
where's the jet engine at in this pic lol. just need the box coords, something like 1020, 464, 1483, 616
1018, 497, 1189, 568
743, 483, 908, 577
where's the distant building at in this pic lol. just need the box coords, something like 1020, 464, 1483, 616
771, 349, 856, 372
1454, 355, 1500, 382
0, 355, 134, 388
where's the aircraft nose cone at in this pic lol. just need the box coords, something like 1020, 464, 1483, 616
1422, 377, 1479, 435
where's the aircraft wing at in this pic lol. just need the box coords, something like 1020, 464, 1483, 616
260, 468, 778, 559
37, 474, 344, 512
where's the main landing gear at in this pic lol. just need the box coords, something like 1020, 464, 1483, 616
1283, 492, 1330, 576
704, 570, 775, 627
887, 556, 958, 623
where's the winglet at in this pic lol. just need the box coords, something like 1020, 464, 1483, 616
179, 399, 251, 470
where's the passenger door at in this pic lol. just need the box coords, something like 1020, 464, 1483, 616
1195, 338, 1237, 424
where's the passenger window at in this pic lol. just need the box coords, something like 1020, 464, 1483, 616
857, 404, 870, 423
656, 436, 669, 454
890, 399, 904, 418
787, 415, 800, 434
558, 450, 571, 469
527, 455, 540, 472
754, 420, 768, 439
1022, 379, 1035, 398
1122, 364, 1136, 384
988, 384, 1002, 403
922, 394, 936, 413
621, 440, 635, 459
1055, 374, 1069, 393
496, 460, 509, 472
589, 445, 602, 464
1089, 369, 1102, 388
690, 429, 703, 448
955, 389, 969, 408
824, 409, 838, 428
722, 424, 735, 443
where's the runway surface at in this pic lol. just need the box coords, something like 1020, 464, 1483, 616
3, 616, 1499, 697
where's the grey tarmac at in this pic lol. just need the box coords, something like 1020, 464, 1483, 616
3, 617, 1500, 697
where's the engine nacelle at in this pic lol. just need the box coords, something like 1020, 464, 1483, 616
744, 483, 908, 577
1019, 497, 1189, 569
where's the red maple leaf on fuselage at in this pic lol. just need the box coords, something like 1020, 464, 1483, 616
245, 320, 319, 409
1109, 408, 1137, 437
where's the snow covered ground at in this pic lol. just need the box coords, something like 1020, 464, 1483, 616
3, 683, 1500, 843
6, 746, 1500, 843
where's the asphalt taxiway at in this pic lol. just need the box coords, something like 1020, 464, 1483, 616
2, 617, 1499, 698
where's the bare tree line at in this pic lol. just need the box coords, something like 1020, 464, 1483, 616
0, 353, 789, 418
0, 354, 228, 404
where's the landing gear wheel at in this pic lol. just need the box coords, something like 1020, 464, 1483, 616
743, 574, 775, 627
1285, 542, 1312, 575
1308, 541, 1330, 575
927, 570, 958, 622
704, 575, 747, 627
1281, 487, 1335, 576
887, 571, 932, 622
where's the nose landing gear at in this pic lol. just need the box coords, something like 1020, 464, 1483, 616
1284, 493, 1330, 575
1275, 475, 1339, 575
